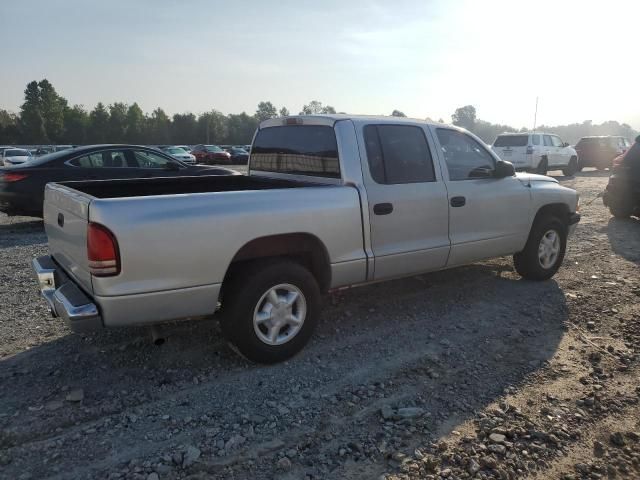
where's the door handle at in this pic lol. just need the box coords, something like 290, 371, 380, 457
373, 203, 393, 215
450, 196, 466, 207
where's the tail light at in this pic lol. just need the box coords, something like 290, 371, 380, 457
0, 172, 29, 182
87, 222, 120, 276
526, 146, 534, 154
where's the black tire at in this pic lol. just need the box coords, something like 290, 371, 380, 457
562, 157, 578, 176
608, 203, 633, 219
536, 157, 548, 175
514, 216, 567, 281
220, 259, 321, 364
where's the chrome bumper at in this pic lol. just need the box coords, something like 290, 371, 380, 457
32, 256, 103, 333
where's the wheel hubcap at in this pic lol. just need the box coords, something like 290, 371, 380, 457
253, 284, 306, 346
538, 229, 560, 269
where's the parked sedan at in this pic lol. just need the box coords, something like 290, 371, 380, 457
0, 144, 236, 217
159, 146, 197, 164
224, 146, 249, 164
2, 148, 32, 166
191, 144, 232, 165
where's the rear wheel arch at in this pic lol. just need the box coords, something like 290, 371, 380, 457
223, 233, 332, 293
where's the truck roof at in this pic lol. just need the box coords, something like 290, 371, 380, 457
260, 114, 448, 129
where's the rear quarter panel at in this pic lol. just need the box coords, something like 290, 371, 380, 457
89, 185, 366, 297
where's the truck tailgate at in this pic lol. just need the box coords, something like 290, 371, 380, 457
43, 183, 93, 294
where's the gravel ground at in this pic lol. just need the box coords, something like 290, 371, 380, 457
0, 170, 639, 480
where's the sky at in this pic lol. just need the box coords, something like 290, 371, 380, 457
1, 0, 638, 129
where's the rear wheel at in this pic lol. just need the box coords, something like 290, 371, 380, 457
221, 259, 320, 363
562, 157, 578, 176
536, 157, 548, 175
514, 216, 567, 281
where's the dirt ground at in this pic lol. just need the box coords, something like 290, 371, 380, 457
0, 170, 638, 480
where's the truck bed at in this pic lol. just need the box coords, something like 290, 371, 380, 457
59, 174, 315, 199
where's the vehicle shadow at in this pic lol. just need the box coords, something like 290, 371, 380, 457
0, 260, 567, 479
575, 169, 611, 178
606, 216, 640, 264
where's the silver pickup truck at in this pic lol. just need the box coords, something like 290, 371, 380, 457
33, 115, 580, 363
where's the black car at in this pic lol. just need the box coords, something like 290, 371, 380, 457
603, 135, 640, 218
224, 146, 250, 164
0, 144, 235, 217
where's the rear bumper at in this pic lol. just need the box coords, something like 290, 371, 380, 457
32, 255, 103, 332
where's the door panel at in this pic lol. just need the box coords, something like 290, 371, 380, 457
433, 127, 532, 266
358, 123, 450, 280
368, 182, 451, 279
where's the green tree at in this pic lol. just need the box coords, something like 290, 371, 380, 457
20, 81, 48, 143
87, 102, 110, 143
255, 101, 278, 122
451, 105, 477, 131
148, 108, 171, 144
38, 79, 67, 143
171, 113, 198, 144
108, 102, 128, 143
125, 103, 146, 143
391, 110, 406, 117
279, 107, 290, 117
198, 110, 228, 144
0, 110, 21, 144
300, 100, 337, 115
227, 113, 258, 144
63, 105, 89, 144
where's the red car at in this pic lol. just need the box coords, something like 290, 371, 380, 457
191, 144, 232, 165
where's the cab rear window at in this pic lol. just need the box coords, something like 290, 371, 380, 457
493, 135, 529, 147
251, 125, 340, 178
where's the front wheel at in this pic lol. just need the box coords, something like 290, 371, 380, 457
562, 157, 578, 176
221, 260, 320, 363
514, 216, 567, 280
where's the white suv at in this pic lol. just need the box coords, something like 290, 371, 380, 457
492, 133, 578, 176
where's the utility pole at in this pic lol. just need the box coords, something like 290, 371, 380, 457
533, 97, 539, 132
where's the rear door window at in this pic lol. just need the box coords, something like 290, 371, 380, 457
251, 125, 340, 178
70, 150, 130, 168
363, 125, 435, 184
531, 135, 540, 145
493, 135, 529, 147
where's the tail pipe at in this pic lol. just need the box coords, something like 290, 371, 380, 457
149, 325, 166, 346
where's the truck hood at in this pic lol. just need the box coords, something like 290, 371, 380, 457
515, 172, 559, 185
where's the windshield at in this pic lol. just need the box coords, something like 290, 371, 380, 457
205, 145, 223, 152
5, 149, 30, 157
493, 135, 529, 147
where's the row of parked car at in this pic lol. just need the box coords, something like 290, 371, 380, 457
490, 133, 632, 175
0, 144, 252, 167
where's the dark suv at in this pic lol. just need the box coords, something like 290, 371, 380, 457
575, 136, 631, 170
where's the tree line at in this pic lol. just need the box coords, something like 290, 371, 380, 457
0, 80, 339, 146
0, 80, 636, 146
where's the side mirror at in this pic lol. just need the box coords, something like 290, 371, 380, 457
494, 160, 515, 178
563, 142, 570, 147
165, 162, 181, 171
